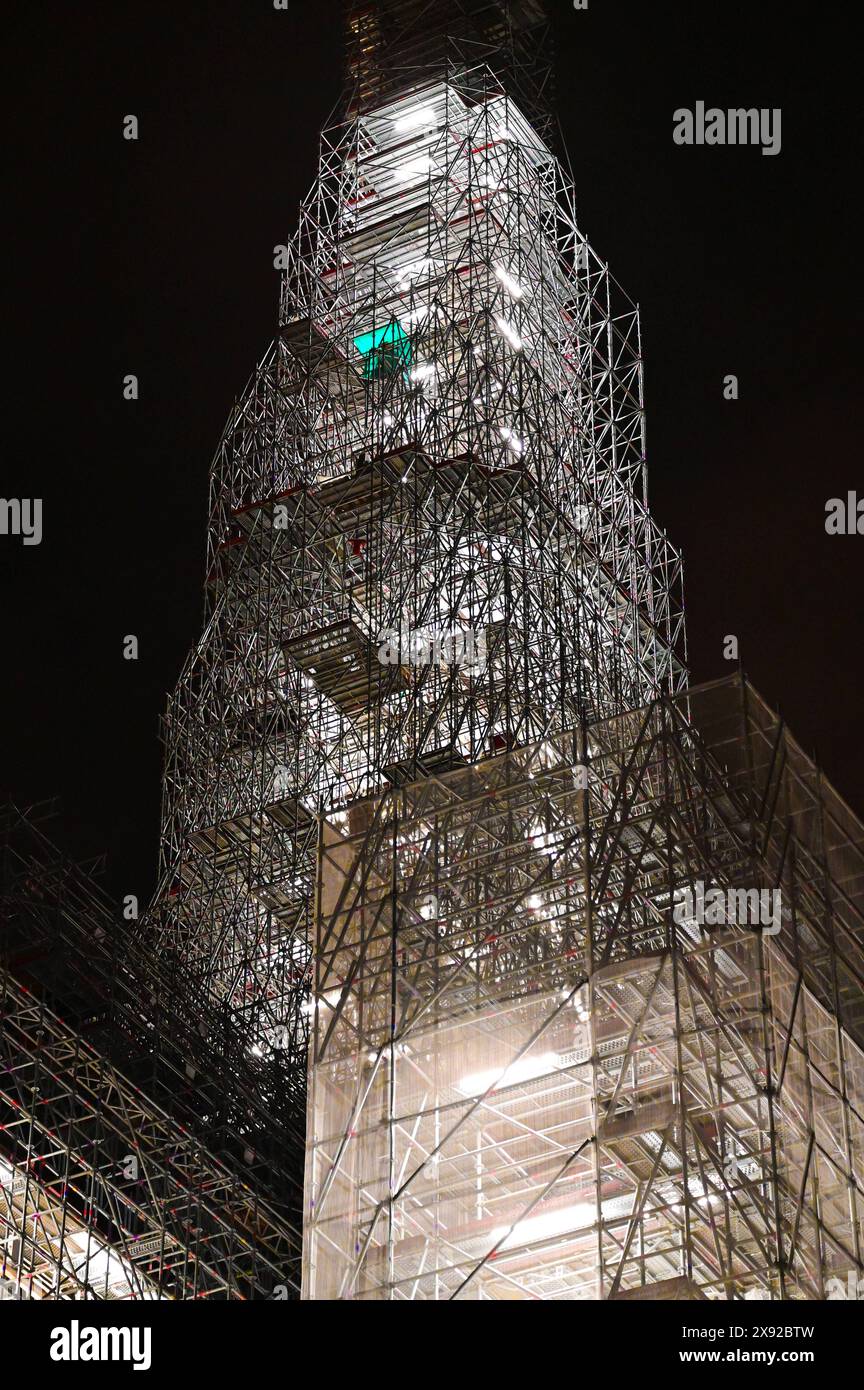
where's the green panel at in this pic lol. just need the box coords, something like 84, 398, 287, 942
353, 320, 412, 378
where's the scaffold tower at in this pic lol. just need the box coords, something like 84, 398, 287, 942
154, 0, 686, 1070
141, 0, 863, 1301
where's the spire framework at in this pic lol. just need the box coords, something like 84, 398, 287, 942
154, 72, 686, 1083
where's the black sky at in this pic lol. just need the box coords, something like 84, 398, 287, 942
3, 0, 861, 907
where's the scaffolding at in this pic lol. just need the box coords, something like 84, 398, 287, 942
127, 0, 860, 1300
304, 675, 864, 1298
153, 58, 686, 1073
343, 0, 556, 148
1, 0, 855, 1308
0, 805, 303, 1299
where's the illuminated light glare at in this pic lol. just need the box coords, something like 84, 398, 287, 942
393, 106, 436, 133
409, 362, 438, 384
493, 264, 525, 300
498, 426, 525, 457
529, 820, 555, 852
494, 315, 522, 351
396, 155, 433, 183
67, 1232, 161, 1299
492, 1192, 636, 1253
457, 1051, 560, 1096
493, 1201, 595, 1251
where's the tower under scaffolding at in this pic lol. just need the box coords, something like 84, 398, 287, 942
149, 0, 862, 1299
154, 33, 686, 1075
2, 1, 861, 1303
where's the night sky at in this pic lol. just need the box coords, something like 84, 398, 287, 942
4, 0, 861, 907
